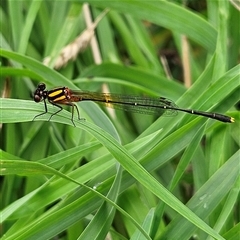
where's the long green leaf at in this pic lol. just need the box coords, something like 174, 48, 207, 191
0, 98, 227, 240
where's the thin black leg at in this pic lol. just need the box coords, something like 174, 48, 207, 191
32, 98, 49, 121
47, 101, 63, 121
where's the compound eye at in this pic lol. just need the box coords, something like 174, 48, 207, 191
34, 94, 41, 102
38, 83, 46, 91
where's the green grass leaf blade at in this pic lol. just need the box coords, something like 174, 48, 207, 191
0, 98, 227, 239
160, 151, 240, 239
80, 0, 217, 51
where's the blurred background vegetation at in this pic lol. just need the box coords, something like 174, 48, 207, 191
0, 0, 239, 239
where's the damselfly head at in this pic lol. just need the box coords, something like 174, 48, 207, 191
37, 83, 46, 91
33, 83, 47, 102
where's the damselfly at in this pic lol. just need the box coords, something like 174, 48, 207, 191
33, 83, 234, 126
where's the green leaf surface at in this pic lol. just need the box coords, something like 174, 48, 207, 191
1, 1, 239, 239
78, 0, 217, 51
1, 98, 233, 240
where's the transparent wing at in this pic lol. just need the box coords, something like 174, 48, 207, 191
70, 90, 178, 116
